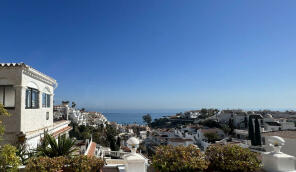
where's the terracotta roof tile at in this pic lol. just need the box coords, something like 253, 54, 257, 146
87, 142, 97, 157
52, 126, 72, 137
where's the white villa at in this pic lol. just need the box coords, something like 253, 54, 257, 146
0, 63, 72, 149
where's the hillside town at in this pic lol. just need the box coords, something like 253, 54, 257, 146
0, 62, 295, 172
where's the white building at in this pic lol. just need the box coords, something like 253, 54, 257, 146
0, 63, 72, 149
167, 138, 194, 147
263, 114, 296, 132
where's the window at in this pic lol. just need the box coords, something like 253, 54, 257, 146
0, 86, 15, 108
46, 112, 49, 120
42, 93, 50, 108
26, 87, 39, 109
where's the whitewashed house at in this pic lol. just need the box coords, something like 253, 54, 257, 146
167, 138, 194, 147
262, 114, 296, 132
0, 63, 72, 149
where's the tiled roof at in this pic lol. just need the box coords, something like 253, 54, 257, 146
0, 62, 26, 67
200, 128, 221, 133
87, 142, 97, 157
52, 126, 72, 137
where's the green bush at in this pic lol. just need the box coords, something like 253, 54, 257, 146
152, 145, 209, 172
0, 144, 21, 172
26, 155, 104, 172
26, 156, 67, 172
69, 155, 104, 172
205, 144, 261, 172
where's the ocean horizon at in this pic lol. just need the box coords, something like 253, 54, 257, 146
102, 112, 176, 124
101, 107, 296, 124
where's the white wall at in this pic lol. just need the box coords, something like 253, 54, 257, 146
264, 136, 296, 157
20, 72, 55, 133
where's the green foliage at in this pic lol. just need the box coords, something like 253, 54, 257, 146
198, 108, 219, 119
142, 114, 152, 126
0, 144, 21, 172
199, 119, 220, 128
68, 155, 104, 172
0, 103, 11, 139
16, 144, 34, 165
26, 155, 104, 172
69, 122, 119, 149
151, 118, 169, 128
26, 156, 67, 172
205, 144, 261, 172
36, 132, 77, 158
228, 118, 234, 134
220, 124, 231, 135
152, 145, 209, 172
204, 133, 220, 143
106, 124, 119, 151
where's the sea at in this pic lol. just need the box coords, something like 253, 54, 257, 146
102, 112, 176, 125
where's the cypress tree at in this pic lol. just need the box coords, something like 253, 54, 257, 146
248, 116, 255, 145
254, 118, 262, 146
244, 115, 248, 128
228, 118, 234, 135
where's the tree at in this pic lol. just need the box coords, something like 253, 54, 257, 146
0, 103, 10, 139
105, 124, 119, 151
220, 124, 231, 135
71, 102, 76, 108
228, 118, 234, 135
152, 145, 209, 172
204, 133, 220, 143
142, 114, 152, 126
199, 119, 220, 128
248, 116, 255, 145
36, 132, 77, 157
254, 118, 262, 146
116, 137, 121, 148
200, 108, 207, 115
244, 115, 248, 128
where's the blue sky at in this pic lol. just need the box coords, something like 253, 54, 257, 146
1, 0, 296, 112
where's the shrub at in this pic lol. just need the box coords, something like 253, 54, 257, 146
68, 155, 104, 172
26, 156, 67, 172
26, 155, 104, 172
152, 145, 209, 172
36, 132, 77, 158
205, 144, 261, 172
0, 144, 21, 172
204, 133, 220, 143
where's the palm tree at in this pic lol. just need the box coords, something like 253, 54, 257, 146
36, 132, 77, 158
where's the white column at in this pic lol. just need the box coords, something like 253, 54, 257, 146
124, 137, 147, 172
